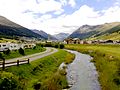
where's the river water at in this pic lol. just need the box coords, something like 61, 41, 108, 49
66, 50, 101, 90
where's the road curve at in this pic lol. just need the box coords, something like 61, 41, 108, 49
0, 47, 58, 67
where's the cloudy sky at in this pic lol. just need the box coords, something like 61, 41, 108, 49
0, 0, 120, 35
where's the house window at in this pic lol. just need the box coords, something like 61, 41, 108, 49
3, 45, 6, 47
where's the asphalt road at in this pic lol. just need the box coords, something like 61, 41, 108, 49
0, 47, 58, 67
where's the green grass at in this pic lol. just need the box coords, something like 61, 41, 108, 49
65, 44, 120, 90
3, 49, 74, 90
1, 46, 46, 60
88, 31, 120, 40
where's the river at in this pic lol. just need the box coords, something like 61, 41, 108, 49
66, 50, 101, 90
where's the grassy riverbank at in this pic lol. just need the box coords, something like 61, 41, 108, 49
65, 44, 120, 90
1, 45, 45, 60
0, 49, 75, 90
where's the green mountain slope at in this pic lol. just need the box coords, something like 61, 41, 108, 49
69, 22, 120, 40
0, 16, 45, 39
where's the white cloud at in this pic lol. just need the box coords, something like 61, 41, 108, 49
37, 5, 120, 34
59, 0, 68, 6
68, 0, 76, 7
54, 9, 64, 15
0, 0, 120, 35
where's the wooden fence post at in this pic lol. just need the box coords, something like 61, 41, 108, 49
17, 60, 19, 66
2, 59, 5, 70
28, 59, 29, 64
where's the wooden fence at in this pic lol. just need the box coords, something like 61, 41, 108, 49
0, 59, 30, 70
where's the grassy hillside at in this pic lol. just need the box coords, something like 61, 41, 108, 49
65, 44, 120, 90
69, 22, 120, 40
88, 32, 120, 40
0, 16, 44, 39
0, 50, 75, 90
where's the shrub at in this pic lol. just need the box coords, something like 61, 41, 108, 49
0, 53, 3, 59
33, 82, 41, 90
0, 71, 19, 90
59, 44, 64, 49
3, 49, 10, 55
33, 46, 36, 49
40, 44, 44, 47
54, 44, 59, 48
18, 48, 25, 55
44, 43, 53, 47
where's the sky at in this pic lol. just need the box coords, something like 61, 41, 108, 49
0, 0, 120, 35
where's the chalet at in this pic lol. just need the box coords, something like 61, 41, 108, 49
104, 40, 114, 44
64, 38, 81, 44
73, 38, 81, 44
64, 38, 74, 44
80, 40, 84, 44
115, 40, 120, 44
86, 41, 92, 44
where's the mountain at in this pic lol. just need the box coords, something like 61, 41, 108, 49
54, 33, 70, 41
0, 16, 45, 39
32, 29, 57, 40
69, 22, 120, 40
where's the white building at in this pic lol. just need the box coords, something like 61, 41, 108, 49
0, 43, 36, 51
0, 43, 9, 51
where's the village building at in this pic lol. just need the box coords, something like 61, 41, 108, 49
86, 41, 92, 44
72, 38, 81, 44
0, 42, 36, 52
0, 43, 9, 51
115, 40, 120, 44
80, 40, 84, 44
64, 38, 81, 44
23, 43, 36, 49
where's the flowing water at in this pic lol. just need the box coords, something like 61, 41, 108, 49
66, 50, 101, 90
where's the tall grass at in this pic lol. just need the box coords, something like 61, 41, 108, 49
2, 49, 74, 90
65, 44, 120, 90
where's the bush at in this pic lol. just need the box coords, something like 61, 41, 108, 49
33, 82, 41, 90
3, 49, 10, 55
0, 53, 3, 59
44, 43, 53, 47
59, 44, 64, 49
0, 72, 19, 90
54, 44, 59, 48
18, 48, 25, 55
33, 46, 36, 49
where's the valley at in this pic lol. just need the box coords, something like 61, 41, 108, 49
0, 13, 120, 90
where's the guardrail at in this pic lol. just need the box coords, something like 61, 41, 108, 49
0, 59, 30, 70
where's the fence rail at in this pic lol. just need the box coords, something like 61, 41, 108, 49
0, 59, 30, 70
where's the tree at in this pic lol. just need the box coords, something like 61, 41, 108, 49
59, 44, 64, 49
3, 49, 10, 55
0, 72, 19, 90
33, 46, 36, 49
54, 44, 58, 48
0, 53, 3, 59
19, 48, 25, 55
